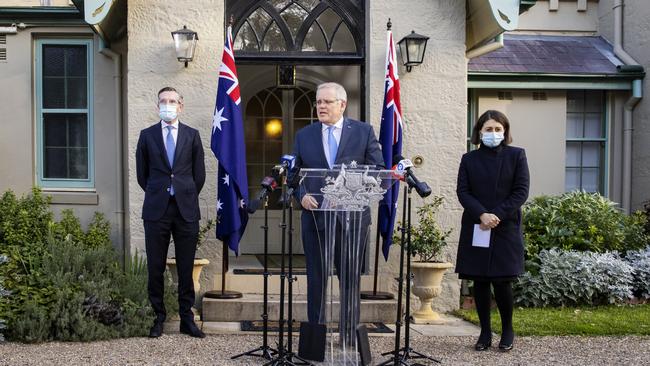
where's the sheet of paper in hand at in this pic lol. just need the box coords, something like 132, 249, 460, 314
472, 224, 491, 248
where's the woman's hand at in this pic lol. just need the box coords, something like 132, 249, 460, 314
480, 213, 500, 230
301, 194, 318, 210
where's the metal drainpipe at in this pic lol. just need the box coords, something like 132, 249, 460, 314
466, 33, 504, 59
98, 39, 126, 265
614, 0, 643, 214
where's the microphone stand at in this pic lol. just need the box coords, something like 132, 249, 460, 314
231, 195, 278, 360
265, 174, 311, 366
379, 186, 440, 366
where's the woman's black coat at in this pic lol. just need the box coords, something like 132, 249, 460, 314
455, 144, 530, 278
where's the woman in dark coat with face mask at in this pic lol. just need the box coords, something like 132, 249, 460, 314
455, 110, 530, 352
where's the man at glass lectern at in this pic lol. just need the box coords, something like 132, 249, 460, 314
291, 82, 385, 326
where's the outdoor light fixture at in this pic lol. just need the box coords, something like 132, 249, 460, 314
171, 25, 198, 67
397, 30, 430, 72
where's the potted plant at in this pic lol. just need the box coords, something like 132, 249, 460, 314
396, 196, 453, 324
166, 218, 215, 294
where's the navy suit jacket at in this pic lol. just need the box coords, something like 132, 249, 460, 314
136, 121, 206, 222
292, 118, 385, 199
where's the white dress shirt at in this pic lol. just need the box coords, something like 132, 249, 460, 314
322, 117, 343, 167
161, 120, 179, 149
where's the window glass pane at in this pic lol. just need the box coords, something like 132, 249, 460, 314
281, 3, 309, 38
265, 90, 283, 116
65, 45, 87, 77
566, 142, 581, 167
234, 21, 259, 51
584, 90, 603, 113
296, 0, 319, 11
582, 142, 601, 167
267, 140, 283, 162
261, 21, 286, 51
69, 148, 88, 179
565, 168, 580, 192
302, 22, 327, 51
269, 0, 291, 11
581, 168, 599, 193
44, 114, 67, 147
566, 112, 583, 138
68, 114, 88, 147
42, 44, 87, 109
43, 113, 88, 179
584, 113, 603, 138
43, 77, 65, 109
293, 92, 313, 118
566, 90, 583, 112
43, 45, 65, 76
66, 77, 87, 109
331, 22, 356, 52
247, 132, 264, 162
316, 8, 341, 44
45, 147, 67, 178
248, 8, 273, 42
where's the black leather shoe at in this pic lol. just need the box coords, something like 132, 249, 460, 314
474, 340, 492, 351
498, 330, 514, 351
498, 342, 513, 352
180, 321, 206, 338
149, 321, 163, 338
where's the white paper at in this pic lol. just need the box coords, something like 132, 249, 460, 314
472, 224, 491, 248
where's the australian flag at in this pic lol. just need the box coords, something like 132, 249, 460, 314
378, 27, 403, 260
211, 25, 249, 254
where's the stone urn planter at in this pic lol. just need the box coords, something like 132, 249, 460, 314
410, 261, 453, 324
166, 258, 210, 293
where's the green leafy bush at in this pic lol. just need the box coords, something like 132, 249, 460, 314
0, 254, 8, 342
395, 196, 452, 262
522, 191, 649, 260
514, 249, 634, 307
0, 188, 176, 342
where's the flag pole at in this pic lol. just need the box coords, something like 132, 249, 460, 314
204, 14, 243, 301
361, 18, 396, 301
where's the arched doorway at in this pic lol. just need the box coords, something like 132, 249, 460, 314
227, 0, 365, 260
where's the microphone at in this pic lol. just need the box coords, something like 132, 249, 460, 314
278, 167, 302, 206
394, 155, 432, 198
247, 176, 279, 213
272, 154, 296, 176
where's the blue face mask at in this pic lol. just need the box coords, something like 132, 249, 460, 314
481, 131, 504, 148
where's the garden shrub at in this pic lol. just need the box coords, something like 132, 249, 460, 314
514, 249, 634, 307
0, 254, 8, 342
523, 191, 649, 260
625, 246, 650, 300
0, 188, 177, 342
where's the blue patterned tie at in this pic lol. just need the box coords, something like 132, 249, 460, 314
166, 125, 175, 196
328, 125, 338, 168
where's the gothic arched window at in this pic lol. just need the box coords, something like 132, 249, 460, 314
227, 0, 364, 61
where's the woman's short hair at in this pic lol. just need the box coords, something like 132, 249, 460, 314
470, 110, 513, 145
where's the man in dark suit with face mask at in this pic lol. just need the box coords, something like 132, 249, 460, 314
136, 87, 206, 338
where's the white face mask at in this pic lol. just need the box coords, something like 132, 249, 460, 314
159, 104, 178, 122
481, 131, 505, 148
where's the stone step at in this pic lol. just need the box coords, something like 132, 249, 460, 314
202, 294, 397, 323
212, 273, 394, 296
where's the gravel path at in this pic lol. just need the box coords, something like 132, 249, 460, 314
1, 334, 649, 365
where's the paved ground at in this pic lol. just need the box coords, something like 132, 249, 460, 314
1, 316, 649, 365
